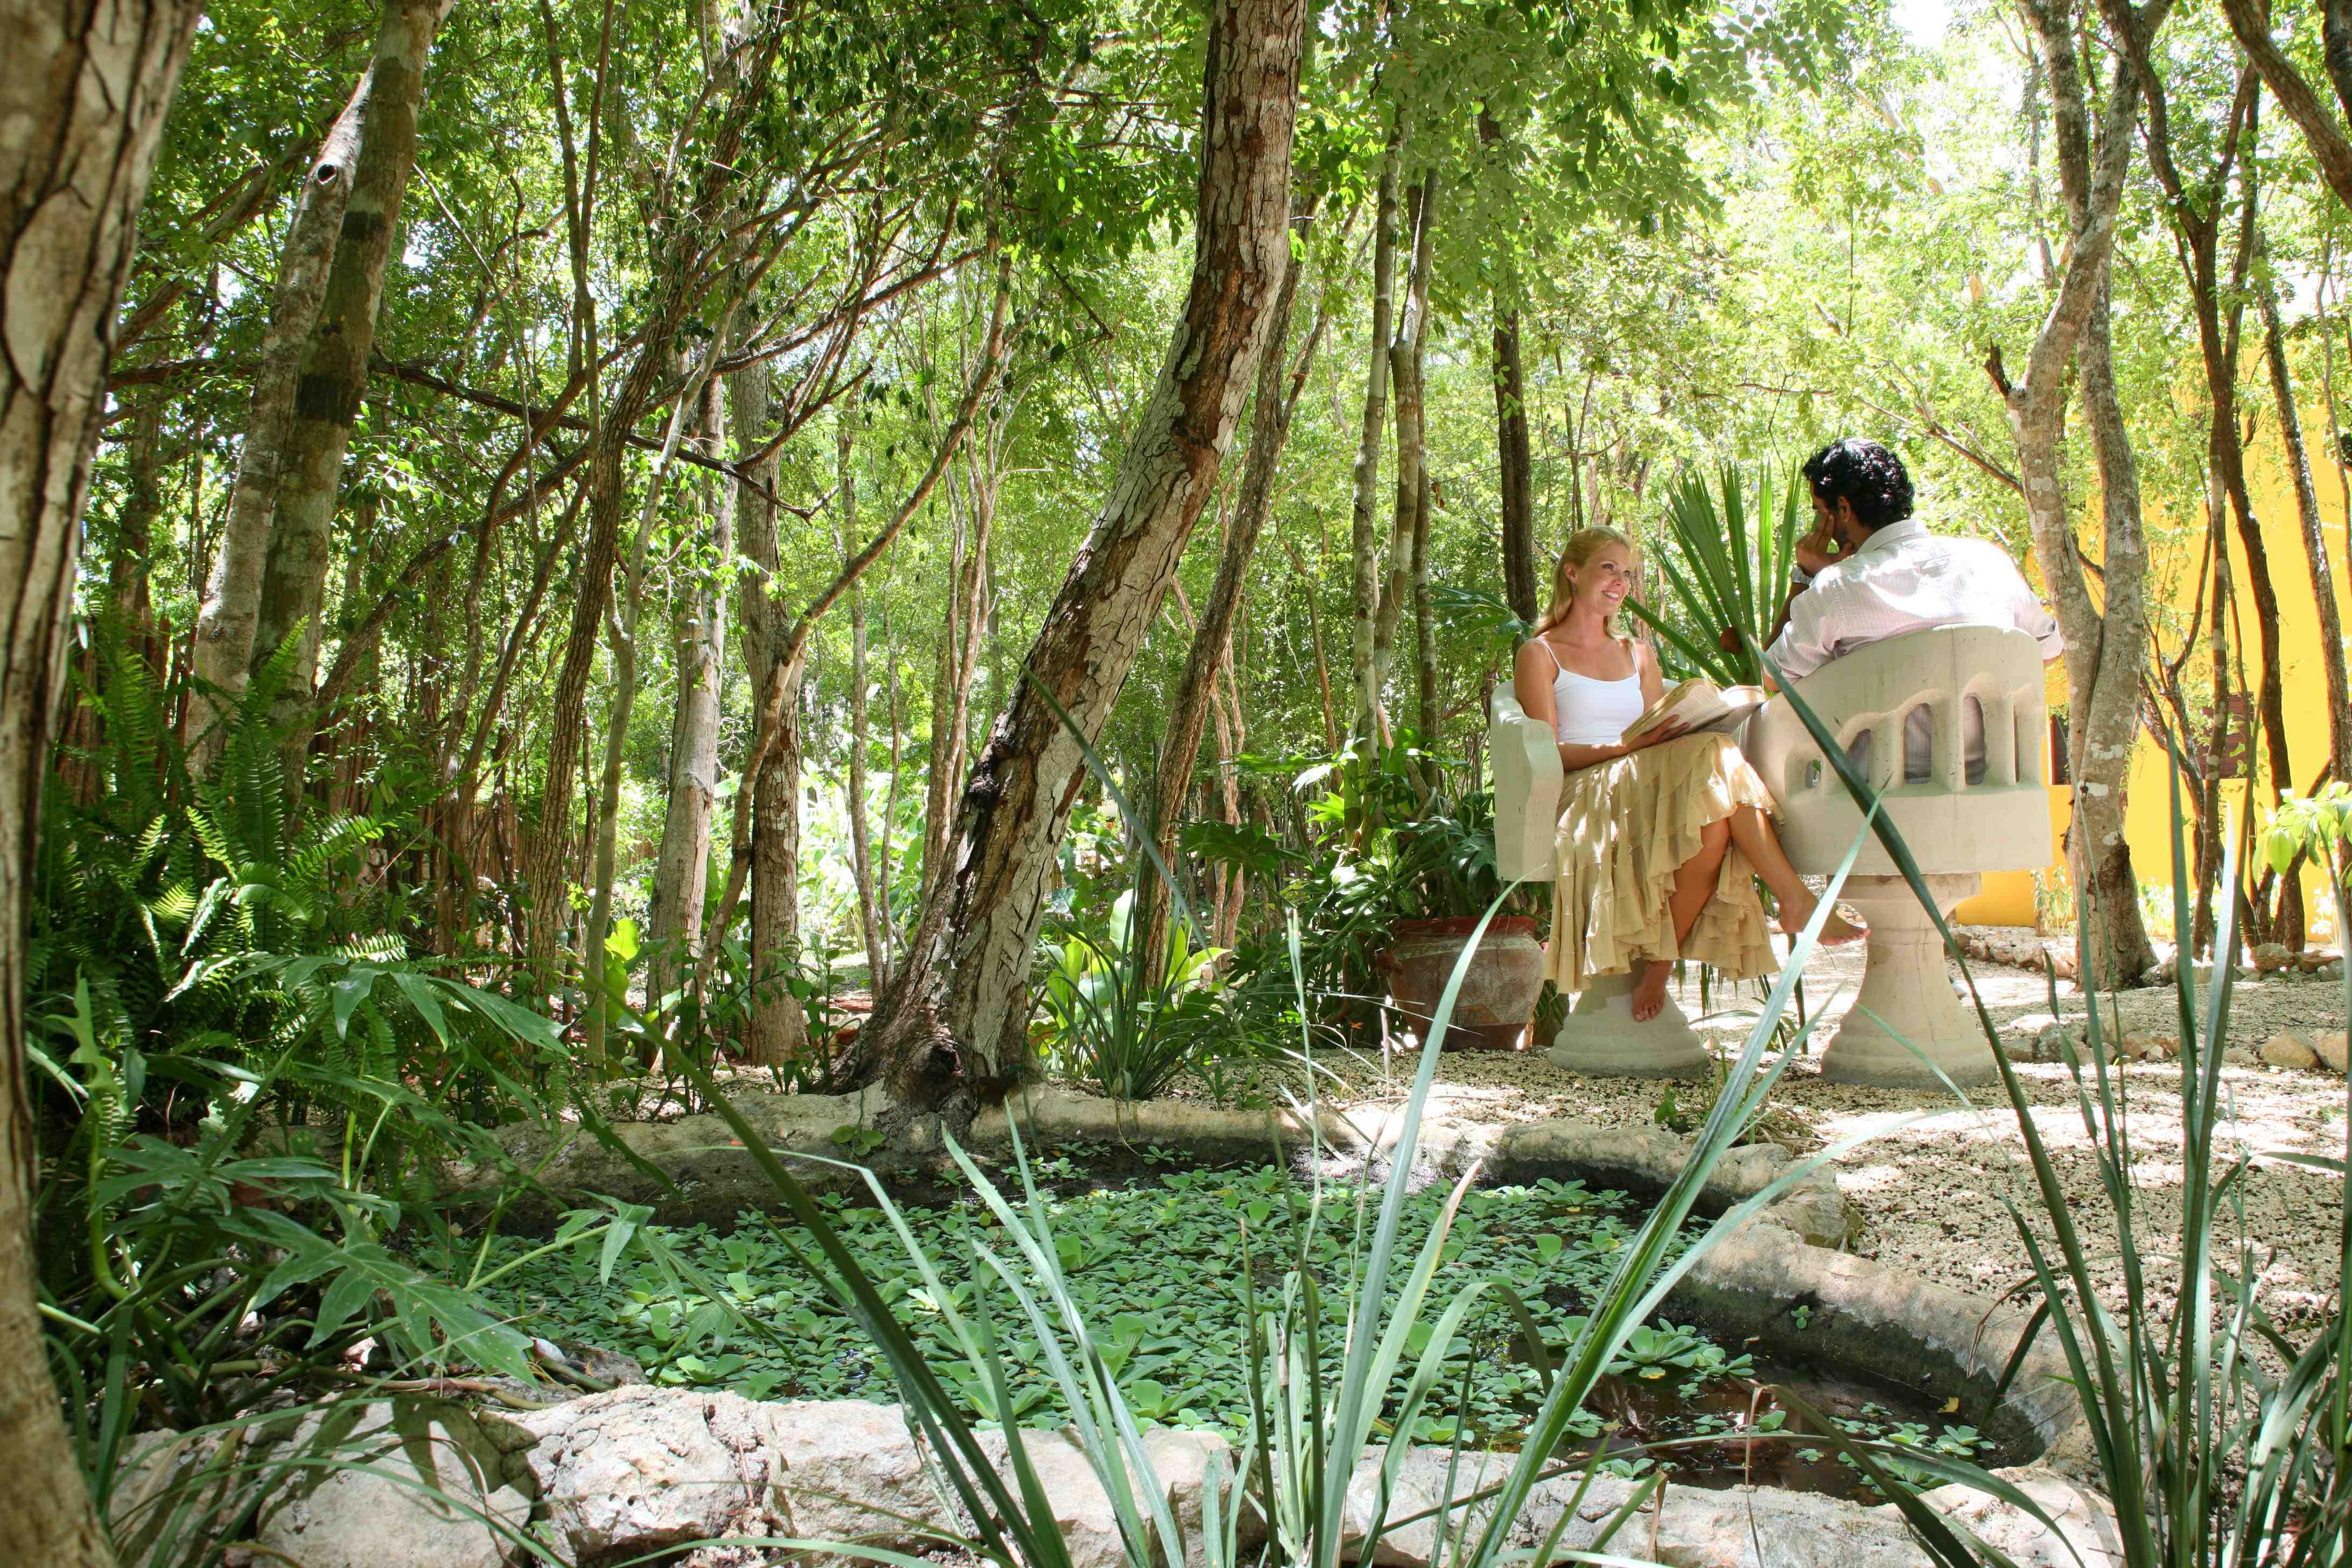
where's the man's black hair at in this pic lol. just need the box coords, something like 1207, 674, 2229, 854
1802, 438, 1914, 532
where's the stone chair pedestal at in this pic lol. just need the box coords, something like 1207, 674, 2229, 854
1818, 873, 1996, 1088
1545, 970, 1711, 1080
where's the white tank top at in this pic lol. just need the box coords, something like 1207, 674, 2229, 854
1536, 640, 1645, 746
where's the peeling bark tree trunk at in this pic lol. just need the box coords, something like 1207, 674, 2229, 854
2263, 267, 2352, 787
1999, 0, 2158, 986
647, 377, 734, 1011
866, 0, 1305, 1112
1347, 138, 1399, 738
186, 62, 361, 764
0, 2, 198, 1559
2222, 0, 2352, 207
249, 0, 457, 760
1137, 182, 1319, 981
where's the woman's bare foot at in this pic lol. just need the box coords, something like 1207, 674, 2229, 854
1778, 895, 1867, 946
1816, 909, 1866, 946
1630, 961, 1670, 1023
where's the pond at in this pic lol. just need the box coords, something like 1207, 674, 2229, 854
486, 1150, 2000, 1503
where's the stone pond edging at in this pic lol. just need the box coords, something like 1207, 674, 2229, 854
474, 1083, 2087, 1481
111, 1384, 2122, 1567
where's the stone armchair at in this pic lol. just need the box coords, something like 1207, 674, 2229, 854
1745, 624, 2054, 1087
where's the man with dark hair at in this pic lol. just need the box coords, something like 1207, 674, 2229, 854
1761, 439, 2062, 780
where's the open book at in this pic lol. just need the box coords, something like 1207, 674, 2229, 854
1621, 678, 1768, 744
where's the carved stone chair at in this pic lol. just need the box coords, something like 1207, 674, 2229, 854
1490, 625, 2056, 1087
1745, 625, 2054, 1087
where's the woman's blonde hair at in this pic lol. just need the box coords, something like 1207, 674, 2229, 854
1535, 526, 1637, 639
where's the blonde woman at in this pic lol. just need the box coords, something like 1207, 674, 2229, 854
1510, 528, 1861, 1025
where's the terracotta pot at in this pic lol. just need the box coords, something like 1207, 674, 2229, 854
1376, 915, 1545, 1051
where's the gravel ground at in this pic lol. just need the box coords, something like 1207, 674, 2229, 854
1177, 934, 2352, 1335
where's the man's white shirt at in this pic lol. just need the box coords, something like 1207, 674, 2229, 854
1761, 517, 2062, 782
1763, 517, 2063, 682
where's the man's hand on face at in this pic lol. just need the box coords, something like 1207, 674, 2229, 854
1793, 493, 1856, 577
1793, 518, 1842, 576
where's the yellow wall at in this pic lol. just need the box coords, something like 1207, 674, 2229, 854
1952, 405, 2349, 937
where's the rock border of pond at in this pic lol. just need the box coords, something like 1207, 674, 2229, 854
112, 1385, 2122, 1568
475, 1082, 2088, 1482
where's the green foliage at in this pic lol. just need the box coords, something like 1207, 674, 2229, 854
1627, 460, 1801, 687
1040, 891, 1229, 1101
495, 1164, 1716, 1438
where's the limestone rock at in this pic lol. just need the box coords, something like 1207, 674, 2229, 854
251, 1399, 528, 1568
2116, 1032, 2177, 1062
973, 1424, 1251, 1568
109, 1428, 240, 1568
518, 1384, 781, 1562
2225, 1045, 2259, 1068
2251, 942, 2296, 973
1341, 1452, 1442, 1567
767, 1398, 955, 1549
2312, 1030, 2349, 1074
1913, 1466, 2126, 1567
2261, 1032, 2320, 1070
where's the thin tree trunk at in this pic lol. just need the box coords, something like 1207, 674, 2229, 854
186, 62, 362, 764
2261, 256, 2352, 788
2221, 0, 2352, 207
1286, 538, 1340, 751
1478, 109, 1539, 627
1411, 464, 1437, 758
0, 3, 198, 1560
108, 398, 166, 673
588, 332, 732, 1064
1374, 174, 1436, 724
725, 360, 806, 1065
523, 41, 773, 977
1348, 137, 1400, 737
878, 607, 905, 972
920, 471, 968, 901
249, 0, 458, 764
865, 0, 1305, 1112
1999, 0, 2158, 986
646, 376, 734, 1011
841, 420, 891, 990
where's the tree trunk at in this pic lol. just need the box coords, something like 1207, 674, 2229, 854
840, 421, 890, 990
1493, 303, 1538, 626
0, 3, 198, 1560
1482, 109, 1538, 626
1411, 465, 1437, 759
646, 376, 734, 1012
865, 0, 1305, 1112
2221, 0, 2352, 207
186, 61, 361, 764
2263, 254, 2352, 788
1347, 137, 1400, 737
2001, 0, 2158, 986
107, 398, 165, 674
1137, 181, 1319, 979
921, 329, 1009, 903
725, 363, 807, 1066
1286, 537, 1340, 752
1373, 174, 1436, 720
248, 0, 457, 760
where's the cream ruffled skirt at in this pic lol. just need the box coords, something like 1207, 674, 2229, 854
1544, 731, 1777, 993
